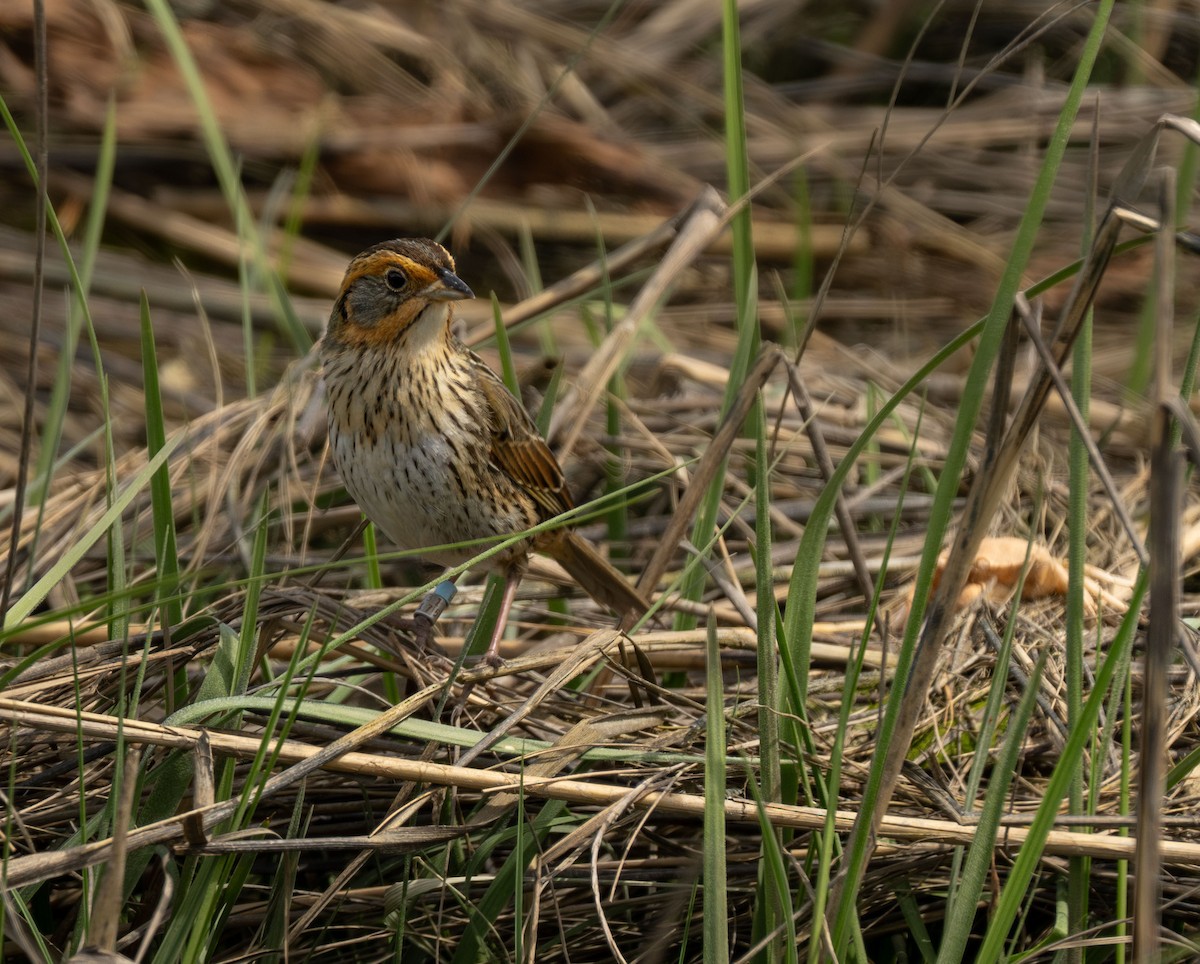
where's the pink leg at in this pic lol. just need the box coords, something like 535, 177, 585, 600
482, 570, 521, 665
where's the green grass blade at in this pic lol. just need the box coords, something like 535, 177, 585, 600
492, 292, 519, 395
449, 799, 567, 963
362, 520, 383, 590
895, 879, 937, 963
974, 571, 1147, 964
3, 435, 183, 630
937, 648, 1048, 963
721, 0, 755, 358
278, 121, 321, 277
141, 292, 183, 630
2, 890, 54, 962
748, 770, 798, 964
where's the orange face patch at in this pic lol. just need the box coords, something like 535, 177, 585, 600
331, 251, 449, 349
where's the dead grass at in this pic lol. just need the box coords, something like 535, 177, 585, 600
1, 1, 1199, 961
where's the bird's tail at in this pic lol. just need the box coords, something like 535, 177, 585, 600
540, 529, 650, 627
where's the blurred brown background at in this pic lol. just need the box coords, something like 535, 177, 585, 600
1, 0, 1197, 463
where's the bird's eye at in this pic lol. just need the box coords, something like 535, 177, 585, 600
384, 268, 408, 291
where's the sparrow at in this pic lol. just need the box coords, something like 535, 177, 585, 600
319, 238, 648, 661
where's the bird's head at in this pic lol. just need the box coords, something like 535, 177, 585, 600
324, 238, 474, 349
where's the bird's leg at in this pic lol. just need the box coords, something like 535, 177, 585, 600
412, 574, 458, 645
480, 568, 522, 665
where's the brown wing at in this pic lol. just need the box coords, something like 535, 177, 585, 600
473, 354, 575, 519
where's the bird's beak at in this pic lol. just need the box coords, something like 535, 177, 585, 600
423, 267, 475, 302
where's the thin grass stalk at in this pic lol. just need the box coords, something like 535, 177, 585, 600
1125, 278, 1157, 398
751, 395, 785, 957
1065, 116, 1101, 964
462, 575, 504, 661
517, 227, 552, 364
25, 101, 117, 582
676, 0, 757, 632
705, 612, 730, 963
789, 169, 813, 317
772, 599, 815, 812
68, 645, 97, 947
68, 145, 122, 645
806, 424, 918, 964
536, 358, 564, 440
493, 292, 519, 395
86, 205, 127, 941
828, 4, 1115, 950
1085, 623, 1132, 953
765, 299, 804, 816
1063, 401, 1095, 934
1116, 657, 1133, 964
721, 0, 754, 350
141, 293, 183, 631
863, 384, 881, 532
4, 889, 53, 961
23, 302, 80, 563
512, 785, 526, 963
234, 499, 271, 710
745, 779, 798, 964
894, 882, 935, 963
580, 219, 633, 560
237, 183, 259, 399
363, 521, 383, 590
1133, 167, 1180, 964
258, 787, 307, 960
452, 801, 567, 964
102, 386, 126, 643
141, 0, 309, 353
277, 124, 322, 279
0, 0, 48, 623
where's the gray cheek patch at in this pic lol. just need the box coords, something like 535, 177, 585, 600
346, 278, 390, 327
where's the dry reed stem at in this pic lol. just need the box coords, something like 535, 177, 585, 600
4, 698, 1200, 875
